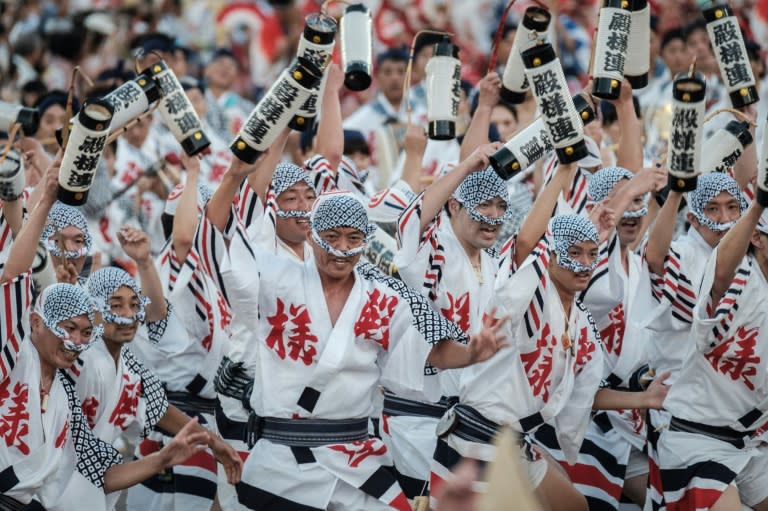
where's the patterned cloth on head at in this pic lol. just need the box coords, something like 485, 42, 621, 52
40, 201, 92, 258
87, 267, 150, 325
164, 182, 213, 215
310, 191, 376, 257
757, 209, 768, 235
688, 173, 747, 232
588, 166, 648, 218
454, 167, 512, 225
550, 214, 600, 273
34, 283, 101, 352
270, 162, 315, 219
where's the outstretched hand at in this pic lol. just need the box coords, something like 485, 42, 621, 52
158, 417, 209, 469
210, 435, 243, 484
117, 226, 152, 265
642, 370, 671, 410
588, 199, 616, 244
468, 308, 510, 364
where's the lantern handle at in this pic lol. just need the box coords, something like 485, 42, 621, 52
0, 122, 21, 166
321, 0, 351, 16
403, 29, 454, 126
61, 66, 94, 149
687, 57, 697, 79
704, 108, 757, 127
106, 101, 161, 144
487, 0, 520, 74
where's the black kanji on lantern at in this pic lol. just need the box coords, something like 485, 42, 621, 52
725, 63, 751, 87
606, 32, 629, 53
671, 129, 696, 151
546, 117, 578, 144
73, 153, 100, 171
532, 70, 559, 98
672, 109, 699, 129
111, 85, 142, 110
244, 118, 269, 146
670, 151, 695, 172
260, 97, 285, 124
175, 112, 199, 133
608, 11, 631, 32
712, 22, 739, 46
520, 138, 546, 163
77, 135, 106, 154
540, 94, 568, 118
67, 169, 94, 188
603, 52, 626, 73
164, 92, 188, 116
274, 81, 299, 106
719, 42, 744, 66
156, 73, 176, 96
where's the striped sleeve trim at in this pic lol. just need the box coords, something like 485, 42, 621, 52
706, 263, 751, 343
305, 155, 338, 194
1, 273, 32, 383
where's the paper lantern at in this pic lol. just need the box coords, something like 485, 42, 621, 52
340, 4, 373, 91
500, 6, 551, 104
758, 113, 768, 206
102, 71, 161, 133
57, 98, 114, 206
31, 242, 56, 293
0, 101, 39, 135
0, 149, 24, 201
700, 120, 753, 174
667, 72, 706, 192
591, 0, 632, 99
625, 0, 650, 89
426, 37, 461, 140
147, 60, 211, 155
522, 43, 587, 164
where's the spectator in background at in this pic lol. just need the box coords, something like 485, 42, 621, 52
203, 48, 254, 141
408, 32, 446, 115
33, 90, 75, 157
12, 31, 45, 90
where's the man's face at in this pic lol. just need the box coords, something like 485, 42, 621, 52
689, 191, 742, 247
37, 104, 66, 142
275, 181, 316, 246
102, 286, 140, 345
661, 39, 689, 76
186, 88, 207, 119
49, 225, 88, 275
610, 180, 646, 247
449, 197, 508, 250
125, 116, 150, 148
31, 313, 94, 369
206, 56, 239, 89
375, 59, 407, 104
549, 240, 599, 294
491, 105, 517, 142
686, 29, 716, 73
309, 226, 365, 281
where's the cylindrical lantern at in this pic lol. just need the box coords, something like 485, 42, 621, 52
500, 6, 551, 104
490, 94, 596, 180
757, 114, 768, 207
231, 58, 322, 164
426, 37, 461, 140
0, 101, 40, 135
700, 120, 753, 174
31, 241, 56, 293
146, 60, 211, 156
57, 98, 114, 206
667, 72, 706, 192
591, 0, 632, 99
700, 1, 759, 108
0, 149, 24, 201
102, 72, 161, 133
522, 43, 587, 164
625, 0, 650, 89
341, 4, 373, 91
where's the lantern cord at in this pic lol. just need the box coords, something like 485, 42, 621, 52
704, 108, 757, 127
321, 0, 351, 16
0, 122, 21, 166
487, 0, 519, 74
688, 57, 697, 78
106, 102, 160, 144
403, 29, 453, 125
134, 50, 167, 74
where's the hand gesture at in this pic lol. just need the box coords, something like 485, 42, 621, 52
477, 72, 501, 110
210, 435, 243, 484
180, 151, 201, 178
463, 142, 502, 174
117, 226, 152, 264
228, 150, 269, 179
41, 152, 63, 205
326, 62, 345, 93
55, 257, 79, 284
404, 123, 428, 157
468, 308, 509, 364
606, 79, 634, 108
641, 370, 671, 409
631, 165, 667, 195
158, 417, 209, 469
588, 199, 616, 244
433, 459, 480, 511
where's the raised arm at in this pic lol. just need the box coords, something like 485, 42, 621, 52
732, 120, 757, 191
207, 156, 264, 232
246, 128, 291, 202
514, 161, 577, 267
710, 201, 765, 306
172, 154, 202, 262
117, 226, 167, 323
459, 72, 501, 161
604, 165, 668, 221
644, 186, 683, 276
2, 195, 24, 238
400, 123, 428, 192
610, 80, 643, 172
0, 157, 59, 284
314, 63, 346, 170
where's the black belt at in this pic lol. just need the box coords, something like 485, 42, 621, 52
214, 399, 248, 444
441, 404, 543, 444
382, 392, 456, 420
669, 416, 755, 449
165, 391, 217, 416
0, 495, 27, 511
246, 413, 369, 449
214, 357, 254, 411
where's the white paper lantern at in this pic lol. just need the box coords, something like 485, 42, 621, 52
758, 113, 768, 206
490, 94, 596, 179
231, 59, 322, 163
57, 98, 114, 206
500, 6, 551, 104
667, 72, 706, 192
147, 60, 211, 155
31, 242, 56, 293
591, 0, 632, 99
341, 4, 373, 91
700, 2, 758, 108
625, 0, 650, 89
102, 72, 161, 133
426, 38, 461, 140
0, 149, 24, 201
0, 101, 39, 135
700, 120, 752, 174
522, 43, 587, 164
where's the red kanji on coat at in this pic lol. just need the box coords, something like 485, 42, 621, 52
520, 324, 557, 401
329, 438, 388, 468
440, 291, 470, 333
600, 304, 625, 356
705, 325, 761, 390
265, 299, 319, 365
354, 289, 399, 349
575, 327, 595, 374
0, 380, 30, 455
109, 375, 142, 430
81, 396, 100, 430
55, 420, 69, 448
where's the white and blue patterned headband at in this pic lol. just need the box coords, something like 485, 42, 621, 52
271, 163, 315, 219
588, 166, 648, 219
689, 173, 747, 232
454, 167, 512, 226
40, 202, 92, 258
550, 214, 600, 273
33, 283, 101, 353
310, 192, 376, 257
87, 267, 150, 325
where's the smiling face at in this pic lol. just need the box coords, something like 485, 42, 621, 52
609, 179, 647, 247
31, 313, 94, 368
309, 226, 365, 281
102, 286, 140, 345
549, 240, 599, 294
449, 196, 508, 250
688, 191, 742, 247
275, 181, 317, 247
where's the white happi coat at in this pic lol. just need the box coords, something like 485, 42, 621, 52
637, 227, 714, 382
453, 237, 604, 463
543, 156, 593, 216
0, 274, 122, 508
193, 211, 465, 509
